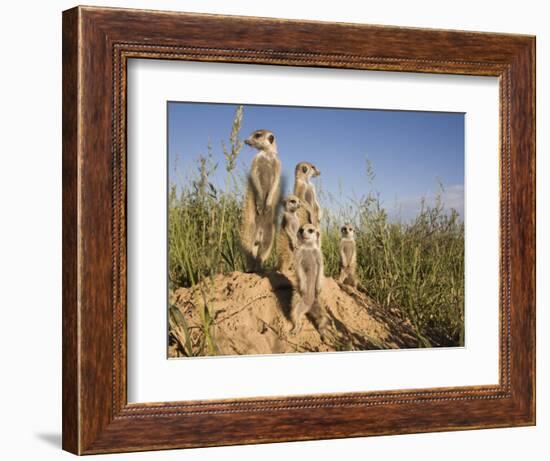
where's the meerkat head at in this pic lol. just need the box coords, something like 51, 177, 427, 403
341, 223, 355, 239
244, 129, 277, 153
298, 224, 320, 245
283, 195, 301, 212
295, 162, 321, 180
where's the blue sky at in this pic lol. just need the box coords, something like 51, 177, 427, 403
168, 102, 464, 221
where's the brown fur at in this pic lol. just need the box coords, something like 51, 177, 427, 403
240, 130, 281, 271
291, 224, 328, 335
293, 162, 322, 226
339, 224, 358, 288
277, 195, 301, 273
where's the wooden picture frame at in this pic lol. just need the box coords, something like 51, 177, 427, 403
62, 5, 535, 455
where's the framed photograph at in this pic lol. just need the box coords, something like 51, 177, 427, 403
62, 6, 535, 455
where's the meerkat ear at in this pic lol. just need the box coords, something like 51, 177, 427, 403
302, 165, 308, 174
316, 230, 321, 242
268, 134, 275, 144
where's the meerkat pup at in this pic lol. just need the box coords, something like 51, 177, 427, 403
240, 129, 281, 271
277, 195, 301, 273
293, 162, 322, 226
291, 224, 324, 335
339, 223, 358, 288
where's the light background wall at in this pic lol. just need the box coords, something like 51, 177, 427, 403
0, 1, 546, 459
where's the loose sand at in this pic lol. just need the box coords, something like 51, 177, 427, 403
169, 271, 419, 357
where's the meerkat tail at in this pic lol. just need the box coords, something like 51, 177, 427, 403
240, 191, 254, 247
240, 191, 259, 271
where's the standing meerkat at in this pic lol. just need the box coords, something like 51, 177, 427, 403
339, 223, 358, 288
240, 129, 281, 271
293, 162, 322, 226
277, 195, 301, 273
291, 224, 325, 335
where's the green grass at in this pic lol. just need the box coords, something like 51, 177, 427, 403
168, 106, 464, 348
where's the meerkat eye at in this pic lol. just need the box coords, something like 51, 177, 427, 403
308, 229, 314, 234
268, 134, 274, 144
254, 133, 261, 139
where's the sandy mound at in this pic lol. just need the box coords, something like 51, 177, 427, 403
169, 271, 419, 357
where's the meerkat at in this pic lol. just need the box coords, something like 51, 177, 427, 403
339, 223, 358, 288
240, 129, 281, 271
293, 162, 322, 226
277, 195, 301, 273
291, 224, 325, 335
